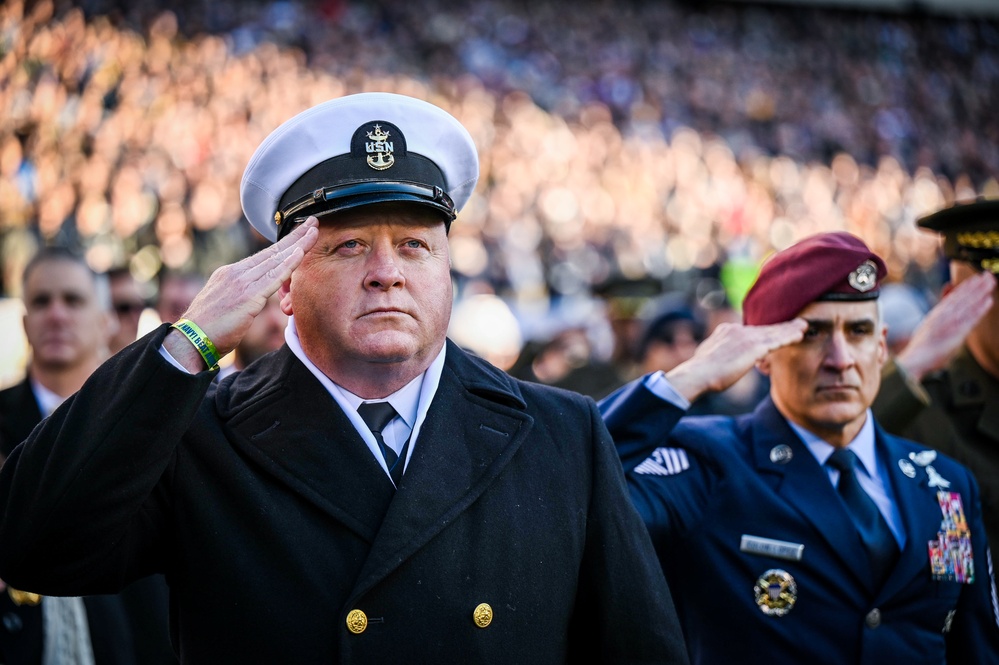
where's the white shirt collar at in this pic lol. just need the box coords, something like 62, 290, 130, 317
332, 367, 422, 431
283, 315, 446, 481
792, 410, 878, 477
29, 376, 66, 418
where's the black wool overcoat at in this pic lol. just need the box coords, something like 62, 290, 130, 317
0, 326, 687, 664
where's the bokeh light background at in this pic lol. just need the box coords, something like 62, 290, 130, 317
1, 0, 997, 383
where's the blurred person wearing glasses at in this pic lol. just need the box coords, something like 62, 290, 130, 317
106, 267, 148, 354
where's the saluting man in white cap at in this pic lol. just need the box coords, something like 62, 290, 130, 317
0, 93, 688, 664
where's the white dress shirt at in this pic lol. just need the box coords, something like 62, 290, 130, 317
29, 377, 67, 418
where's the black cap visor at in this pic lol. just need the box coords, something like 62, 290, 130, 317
277, 181, 455, 239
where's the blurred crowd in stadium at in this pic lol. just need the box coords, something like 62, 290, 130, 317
0, 0, 996, 388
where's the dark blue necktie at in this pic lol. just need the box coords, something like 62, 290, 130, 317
357, 402, 407, 485
827, 448, 899, 585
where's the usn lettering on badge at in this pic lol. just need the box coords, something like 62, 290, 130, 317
929, 491, 975, 584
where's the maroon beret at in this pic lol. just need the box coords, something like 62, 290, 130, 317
742, 232, 887, 325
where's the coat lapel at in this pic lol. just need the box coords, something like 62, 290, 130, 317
350, 342, 533, 596
0, 379, 45, 457
750, 399, 874, 590
876, 430, 944, 600
220, 348, 396, 543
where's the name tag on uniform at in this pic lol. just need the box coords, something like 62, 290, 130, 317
740, 535, 805, 562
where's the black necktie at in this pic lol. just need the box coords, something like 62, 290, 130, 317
357, 402, 405, 484
827, 448, 899, 585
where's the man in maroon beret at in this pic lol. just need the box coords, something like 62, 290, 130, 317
600, 231, 999, 663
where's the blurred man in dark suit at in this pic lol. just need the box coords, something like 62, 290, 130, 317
0, 247, 139, 665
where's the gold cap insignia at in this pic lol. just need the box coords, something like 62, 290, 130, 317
848, 260, 878, 292
754, 569, 797, 617
956, 231, 999, 249
365, 124, 395, 171
8, 587, 42, 606
898, 459, 917, 478
472, 602, 493, 628
346, 609, 368, 634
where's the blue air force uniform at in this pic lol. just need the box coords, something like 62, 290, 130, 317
601, 231, 999, 664
603, 382, 999, 664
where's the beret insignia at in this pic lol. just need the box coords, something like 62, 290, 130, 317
848, 260, 878, 293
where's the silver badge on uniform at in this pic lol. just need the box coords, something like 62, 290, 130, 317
365, 124, 395, 170
910, 450, 937, 467
927, 465, 951, 489
848, 260, 878, 292
741, 535, 804, 562
754, 569, 797, 617
898, 459, 917, 478
769, 444, 793, 464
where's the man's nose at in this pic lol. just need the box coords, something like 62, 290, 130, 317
365, 244, 405, 290
43, 299, 73, 322
823, 330, 854, 370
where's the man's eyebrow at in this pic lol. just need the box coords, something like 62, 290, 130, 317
28, 287, 89, 302
801, 317, 876, 327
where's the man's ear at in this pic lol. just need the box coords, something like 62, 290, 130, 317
876, 321, 888, 368
756, 354, 772, 376
278, 279, 293, 316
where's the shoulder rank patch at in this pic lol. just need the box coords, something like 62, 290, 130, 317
634, 447, 690, 476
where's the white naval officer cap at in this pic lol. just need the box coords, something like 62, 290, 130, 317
240, 92, 479, 242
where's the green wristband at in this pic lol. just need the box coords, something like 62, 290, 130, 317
172, 318, 221, 371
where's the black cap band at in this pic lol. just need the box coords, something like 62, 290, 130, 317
276, 179, 455, 238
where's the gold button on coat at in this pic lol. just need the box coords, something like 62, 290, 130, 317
473, 603, 493, 628
346, 609, 368, 634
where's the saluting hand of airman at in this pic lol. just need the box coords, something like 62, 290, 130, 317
665, 318, 808, 403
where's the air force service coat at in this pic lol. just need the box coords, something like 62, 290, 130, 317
0, 325, 687, 664
600, 379, 999, 665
